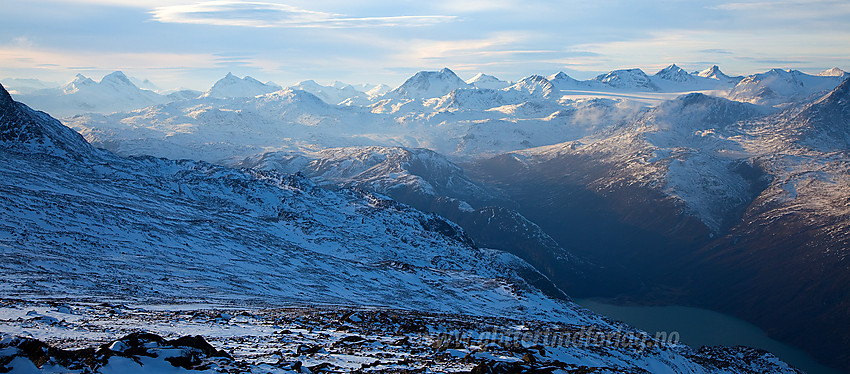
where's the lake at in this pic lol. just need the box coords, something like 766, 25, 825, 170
575, 299, 840, 374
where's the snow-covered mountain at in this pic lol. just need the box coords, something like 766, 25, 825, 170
13, 71, 168, 117
593, 68, 661, 91
698, 65, 743, 84
362, 83, 392, 97
505, 75, 558, 99
547, 71, 588, 90
200, 72, 281, 99
655, 64, 696, 83
165, 88, 204, 101
383, 68, 472, 100
817, 67, 848, 77
728, 68, 846, 106
467, 73, 511, 89
290, 79, 371, 105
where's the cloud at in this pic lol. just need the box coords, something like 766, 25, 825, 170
151, 1, 456, 28
709, 0, 850, 22
699, 49, 734, 55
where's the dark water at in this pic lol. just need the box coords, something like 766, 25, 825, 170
576, 299, 841, 374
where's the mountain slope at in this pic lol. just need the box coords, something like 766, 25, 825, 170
471, 84, 850, 373
237, 146, 601, 298
0, 85, 807, 373
0, 84, 569, 320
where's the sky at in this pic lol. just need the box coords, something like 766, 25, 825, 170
1, 0, 849, 91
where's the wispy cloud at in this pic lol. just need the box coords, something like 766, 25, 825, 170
151, 1, 456, 28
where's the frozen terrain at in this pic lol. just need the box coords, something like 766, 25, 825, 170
0, 81, 810, 373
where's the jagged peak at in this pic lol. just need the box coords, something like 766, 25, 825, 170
0, 83, 95, 158
0, 83, 14, 107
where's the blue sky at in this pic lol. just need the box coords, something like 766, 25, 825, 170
2, 0, 849, 90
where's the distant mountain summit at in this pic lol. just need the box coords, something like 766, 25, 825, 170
386, 68, 471, 100
14, 71, 167, 117
547, 72, 586, 90
817, 67, 848, 77
62, 73, 97, 94
654, 64, 694, 83
593, 68, 660, 91
201, 72, 281, 99
507, 75, 556, 99
697, 65, 741, 83
467, 73, 511, 90
289, 79, 370, 105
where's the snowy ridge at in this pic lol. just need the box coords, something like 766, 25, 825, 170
240, 146, 491, 201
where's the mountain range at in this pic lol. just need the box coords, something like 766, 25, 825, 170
2, 63, 849, 372
0, 81, 815, 373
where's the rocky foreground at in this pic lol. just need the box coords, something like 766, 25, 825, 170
0, 299, 800, 373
